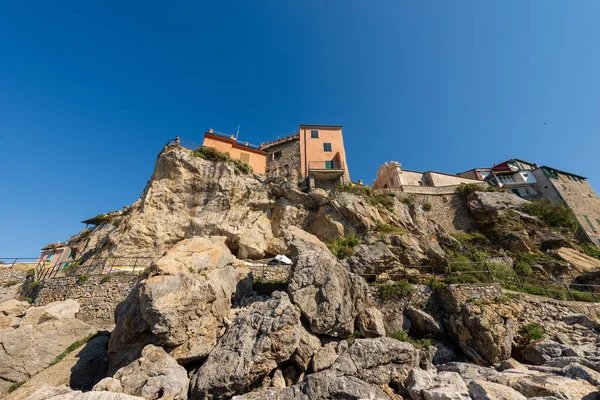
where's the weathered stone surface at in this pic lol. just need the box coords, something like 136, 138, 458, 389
357, 307, 386, 338
233, 370, 392, 400
0, 312, 96, 395
311, 341, 344, 372
20, 299, 80, 326
508, 374, 600, 399
407, 306, 443, 335
439, 286, 520, 365
108, 237, 239, 372
0, 299, 29, 317
6, 385, 145, 400
346, 242, 399, 275
189, 292, 301, 399
563, 362, 600, 386
553, 247, 600, 273
291, 327, 321, 371
521, 339, 568, 365
406, 369, 470, 400
498, 358, 528, 371
468, 380, 526, 400
467, 192, 529, 220
436, 362, 497, 380
286, 227, 368, 337
94, 345, 188, 400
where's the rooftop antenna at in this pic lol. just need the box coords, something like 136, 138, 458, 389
236, 125, 240, 140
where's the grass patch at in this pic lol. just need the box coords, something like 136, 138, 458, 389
451, 231, 487, 243
192, 146, 253, 175
346, 330, 363, 346
48, 333, 95, 367
370, 194, 395, 211
370, 221, 406, 235
77, 275, 89, 283
377, 281, 414, 301
399, 195, 415, 205
326, 233, 361, 259
3, 280, 19, 287
8, 380, 25, 393
390, 329, 433, 348
336, 183, 372, 196
580, 243, 600, 260
253, 279, 289, 296
89, 211, 121, 225
522, 199, 578, 232
457, 183, 505, 195
422, 202, 432, 212
100, 275, 111, 283
522, 322, 544, 342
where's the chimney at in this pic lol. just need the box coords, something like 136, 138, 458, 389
209, 128, 214, 133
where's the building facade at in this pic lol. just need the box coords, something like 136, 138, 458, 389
39, 242, 72, 267
202, 130, 267, 174
457, 168, 491, 181
531, 166, 600, 247
261, 124, 351, 188
483, 159, 539, 198
373, 161, 482, 190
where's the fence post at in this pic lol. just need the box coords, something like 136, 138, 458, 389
485, 263, 494, 284
540, 280, 551, 298
10, 258, 18, 269
563, 282, 575, 301
446, 263, 454, 284
588, 285, 598, 303
130, 257, 138, 275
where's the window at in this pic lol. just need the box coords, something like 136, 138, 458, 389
497, 174, 516, 184
583, 215, 597, 232
240, 152, 250, 163
311, 130, 319, 138
511, 189, 521, 197
567, 175, 573, 181
47, 254, 54, 261
325, 160, 334, 169
323, 143, 332, 152
273, 151, 282, 160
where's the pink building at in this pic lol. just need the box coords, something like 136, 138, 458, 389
38, 242, 72, 267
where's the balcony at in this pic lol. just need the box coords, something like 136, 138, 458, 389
308, 161, 346, 180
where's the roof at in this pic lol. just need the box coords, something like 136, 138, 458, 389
299, 124, 342, 130
204, 132, 267, 155
457, 168, 491, 174
398, 167, 481, 181
260, 133, 300, 150
536, 165, 587, 180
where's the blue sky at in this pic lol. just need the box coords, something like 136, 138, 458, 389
2, 1, 600, 256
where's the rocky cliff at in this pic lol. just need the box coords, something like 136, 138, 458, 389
5, 144, 600, 399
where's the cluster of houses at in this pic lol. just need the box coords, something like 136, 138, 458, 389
38, 123, 600, 264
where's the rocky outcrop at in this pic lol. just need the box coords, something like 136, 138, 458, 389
406, 369, 470, 400
108, 237, 239, 372
439, 286, 521, 365
0, 299, 96, 395
357, 307, 386, 338
94, 345, 189, 400
467, 192, 529, 221
6, 385, 145, 400
467, 380, 526, 400
285, 227, 368, 337
189, 292, 301, 399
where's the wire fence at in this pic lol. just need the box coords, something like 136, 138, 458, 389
33, 256, 156, 281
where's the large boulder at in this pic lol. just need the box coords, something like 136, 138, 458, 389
521, 339, 568, 365
406, 368, 470, 400
439, 286, 521, 365
406, 306, 443, 335
285, 227, 368, 337
357, 307, 386, 338
94, 344, 188, 400
233, 370, 393, 400
0, 301, 96, 395
20, 299, 81, 326
189, 292, 301, 399
467, 380, 526, 400
108, 237, 239, 372
467, 192, 529, 221
507, 374, 600, 399
346, 241, 399, 276
6, 385, 145, 400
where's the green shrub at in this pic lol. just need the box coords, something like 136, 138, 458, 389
522, 199, 578, 232
8, 380, 25, 393
231, 159, 253, 175
399, 196, 415, 205
422, 202, 432, 212
30, 280, 41, 290
523, 322, 544, 341
570, 289, 596, 302
580, 243, 600, 260
451, 231, 487, 243
77, 275, 89, 283
48, 333, 95, 366
2, 280, 19, 287
63, 261, 80, 275
326, 234, 361, 259
390, 330, 432, 348
370, 221, 406, 235
513, 261, 533, 276
457, 183, 504, 195
488, 262, 514, 282
370, 194, 395, 211
101, 275, 111, 283
428, 277, 446, 290
378, 281, 413, 300
335, 183, 372, 196
23, 297, 32, 304
192, 146, 231, 162
346, 330, 363, 346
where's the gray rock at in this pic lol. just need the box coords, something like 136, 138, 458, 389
521, 340, 567, 365
406, 369, 470, 400
564, 362, 600, 386
497, 358, 528, 372
437, 362, 498, 380
407, 306, 443, 335
189, 292, 301, 399
467, 192, 529, 220
468, 380, 526, 400
70, 334, 111, 391
357, 307, 386, 338
7, 384, 145, 399
311, 341, 342, 372
286, 227, 368, 338
346, 242, 399, 275
432, 343, 459, 365
291, 327, 321, 371
508, 374, 600, 399
94, 344, 188, 400
562, 313, 600, 330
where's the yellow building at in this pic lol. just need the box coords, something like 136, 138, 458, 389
202, 130, 267, 174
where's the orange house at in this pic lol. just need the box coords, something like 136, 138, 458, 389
202, 130, 267, 174
298, 124, 350, 183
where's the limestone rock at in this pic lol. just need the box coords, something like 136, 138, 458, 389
0, 314, 96, 395
6, 385, 145, 400
437, 362, 498, 380
20, 299, 80, 326
508, 374, 600, 399
468, 380, 526, 400
311, 341, 344, 372
553, 247, 600, 273
406, 369, 470, 400
407, 306, 443, 335
357, 307, 386, 338
95, 345, 188, 400
521, 339, 568, 365
108, 237, 239, 372
0, 299, 29, 317
346, 242, 399, 276
563, 362, 600, 386
467, 192, 529, 220
189, 292, 301, 399
439, 286, 520, 365
286, 227, 368, 337
0, 282, 22, 304
291, 327, 321, 371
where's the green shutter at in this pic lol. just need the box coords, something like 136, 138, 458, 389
583, 215, 596, 232
325, 160, 334, 169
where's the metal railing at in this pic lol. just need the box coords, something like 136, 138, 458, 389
0, 257, 43, 269
308, 161, 345, 171
34, 256, 156, 281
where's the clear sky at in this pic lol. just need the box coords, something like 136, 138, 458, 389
2, 1, 600, 256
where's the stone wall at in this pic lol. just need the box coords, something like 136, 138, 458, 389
30, 274, 139, 329
264, 139, 301, 182
0, 268, 27, 285
249, 264, 291, 282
